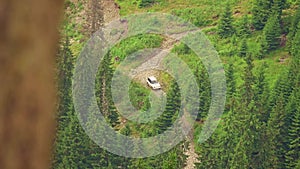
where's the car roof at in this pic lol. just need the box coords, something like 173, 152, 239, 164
148, 76, 157, 81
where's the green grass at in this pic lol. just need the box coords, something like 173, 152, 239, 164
110, 34, 164, 65
129, 81, 151, 111
116, 0, 252, 28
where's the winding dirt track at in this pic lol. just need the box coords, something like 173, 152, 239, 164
100, 1, 201, 168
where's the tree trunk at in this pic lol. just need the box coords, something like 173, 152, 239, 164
0, 0, 63, 168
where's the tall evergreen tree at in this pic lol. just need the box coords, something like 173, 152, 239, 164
262, 13, 282, 51
195, 64, 211, 120
272, 0, 287, 19
237, 15, 251, 37
225, 63, 237, 112
239, 38, 248, 57
217, 3, 235, 38
252, 0, 272, 30
227, 63, 236, 98
267, 94, 287, 169
285, 89, 300, 169
241, 55, 255, 105
156, 81, 180, 133
287, 6, 300, 50
254, 62, 270, 122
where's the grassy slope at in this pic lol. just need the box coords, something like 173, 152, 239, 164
116, 1, 294, 155
64, 0, 294, 136
116, 0, 292, 88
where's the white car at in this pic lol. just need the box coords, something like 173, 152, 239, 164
147, 76, 161, 90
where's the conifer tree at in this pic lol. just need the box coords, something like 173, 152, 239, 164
195, 65, 211, 120
285, 89, 300, 169
241, 55, 254, 105
239, 38, 248, 57
272, 0, 287, 19
262, 13, 281, 51
254, 62, 270, 122
156, 81, 180, 133
287, 6, 300, 50
267, 94, 287, 168
227, 63, 236, 98
252, 0, 271, 30
237, 15, 251, 37
217, 3, 235, 38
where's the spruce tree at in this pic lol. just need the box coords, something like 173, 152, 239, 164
156, 81, 180, 133
237, 15, 251, 37
272, 0, 287, 19
262, 13, 281, 51
254, 62, 270, 122
195, 64, 211, 120
252, 0, 271, 30
267, 94, 287, 168
217, 3, 235, 38
287, 6, 300, 50
226, 63, 236, 112
285, 89, 300, 169
239, 38, 248, 57
241, 55, 254, 105
227, 63, 236, 98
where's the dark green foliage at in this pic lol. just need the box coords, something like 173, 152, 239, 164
54, 1, 300, 168
217, 3, 235, 38
262, 14, 282, 51
287, 6, 300, 50
252, 0, 286, 30
236, 15, 251, 37
291, 22, 300, 58
225, 63, 236, 112
252, 0, 272, 30
241, 55, 255, 104
226, 63, 236, 98
254, 62, 270, 122
239, 38, 248, 57
156, 81, 181, 133
267, 94, 288, 168
138, 0, 157, 8
285, 89, 300, 169
272, 0, 287, 19
195, 64, 211, 120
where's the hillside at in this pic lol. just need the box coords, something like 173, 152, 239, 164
52, 0, 300, 168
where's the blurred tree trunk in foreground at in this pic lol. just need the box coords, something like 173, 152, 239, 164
0, 0, 63, 168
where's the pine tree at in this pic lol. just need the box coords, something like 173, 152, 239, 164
227, 63, 236, 98
241, 55, 254, 105
56, 38, 74, 122
267, 94, 287, 168
254, 62, 270, 122
156, 81, 180, 133
226, 63, 236, 112
287, 6, 300, 50
237, 15, 251, 37
285, 89, 300, 169
53, 38, 76, 167
217, 3, 235, 38
262, 13, 281, 51
195, 64, 211, 120
239, 38, 248, 57
252, 0, 272, 30
291, 22, 300, 60
259, 34, 268, 58
272, 0, 287, 19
